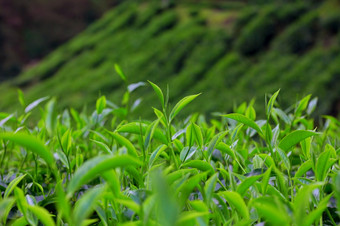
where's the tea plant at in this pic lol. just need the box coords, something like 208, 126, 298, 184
0, 71, 340, 225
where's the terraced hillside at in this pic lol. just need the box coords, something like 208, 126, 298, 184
1, 0, 340, 118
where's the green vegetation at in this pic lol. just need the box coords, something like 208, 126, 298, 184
0, 74, 340, 225
0, 0, 340, 118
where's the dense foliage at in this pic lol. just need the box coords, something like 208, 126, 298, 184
0, 0, 340, 118
0, 75, 340, 225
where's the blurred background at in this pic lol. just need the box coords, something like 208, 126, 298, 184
0, 0, 340, 118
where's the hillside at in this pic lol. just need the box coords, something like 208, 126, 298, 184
1, 0, 340, 119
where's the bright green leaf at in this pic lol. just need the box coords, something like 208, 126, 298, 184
4, 174, 26, 198
114, 64, 127, 82
218, 191, 249, 219
67, 155, 141, 195
73, 185, 105, 225
278, 130, 319, 152
223, 113, 263, 136
148, 81, 165, 110
0, 133, 54, 166
267, 89, 280, 119
236, 174, 262, 197
96, 96, 106, 114
27, 205, 55, 226
169, 94, 201, 122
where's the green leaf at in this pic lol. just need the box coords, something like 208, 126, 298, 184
253, 155, 264, 169
11, 216, 28, 226
182, 160, 214, 175
204, 174, 218, 205
206, 130, 228, 158
236, 174, 262, 197
186, 123, 195, 148
246, 105, 256, 121
102, 170, 121, 197
231, 124, 243, 141
56, 149, 69, 169
294, 160, 312, 178
153, 107, 167, 127
45, 97, 57, 135
127, 82, 146, 93
96, 96, 106, 114
222, 113, 263, 136
0, 198, 15, 224
149, 144, 167, 167
117, 122, 168, 144
90, 139, 111, 154
265, 123, 272, 145
151, 170, 179, 226
27, 205, 55, 226
295, 94, 311, 116
148, 81, 165, 110
261, 167, 272, 194
294, 182, 324, 225
218, 191, 249, 219
333, 172, 340, 213
169, 94, 201, 122
109, 132, 138, 157
4, 174, 26, 198
61, 129, 72, 154
216, 143, 235, 159
14, 188, 29, 223
24, 96, 49, 113
0, 132, 54, 166
95, 206, 108, 226
300, 137, 311, 159
189, 200, 209, 224
273, 108, 291, 124
17, 89, 26, 107
258, 154, 275, 168
177, 211, 209, 225
276, 148, 291, 171
186, 123, 203, 149
67, 155, 141, 195
267, 89, 280, 119
166, 169, 196, 185
73, 185, 105, 226
144, 119, 159, 151
315, 150, 331, 181
304, 194, 331, 226
177, 173, 207, 206
116, 198, 141, 214
271, 124, 280, 147
192, 123, 203, 149
0, 114, 15, 128
278, 130, 319, 152
180, 147, 196, 162
274, 167, 287, 198
114, 64, 127, 82
251, 197, 289, 225
307, 97, 318, 115
55, 182, 72, 224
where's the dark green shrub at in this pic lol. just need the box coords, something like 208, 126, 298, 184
135, 3, 163, 27
233, 7, 258, 36
276, 2, 308, 25
141, 11, 178, 37
320, 13, 340, 34
272, 12, 319, 54
234, 6, 277, 55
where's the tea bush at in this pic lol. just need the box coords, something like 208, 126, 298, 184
0, 74, 340, 225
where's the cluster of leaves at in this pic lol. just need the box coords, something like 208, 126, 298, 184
1, 71, 340, 225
